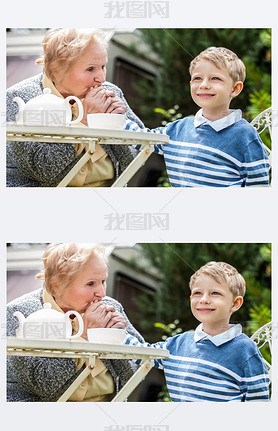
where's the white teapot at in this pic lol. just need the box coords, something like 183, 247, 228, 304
13, 302, 84, 340
13, 88, 84, 126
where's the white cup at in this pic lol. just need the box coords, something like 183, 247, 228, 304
87, 328, 126, 344
87, 113, 125, 130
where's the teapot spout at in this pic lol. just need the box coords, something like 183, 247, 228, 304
13, 311, 25, 337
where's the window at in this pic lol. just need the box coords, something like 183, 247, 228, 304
113, 273, 155, 335
113, 58, 155, 121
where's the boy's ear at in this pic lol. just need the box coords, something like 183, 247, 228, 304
231, 81, 243, 98
231, 296, 243, 312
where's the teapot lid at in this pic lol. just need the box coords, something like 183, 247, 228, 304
25, 302, 64, 322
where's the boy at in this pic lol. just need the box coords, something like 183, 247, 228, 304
126, 47, 269, 187
125, 261, 270, 401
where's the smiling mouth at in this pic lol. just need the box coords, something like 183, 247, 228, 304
197, 308, 215, 313
197, 93, 215, 98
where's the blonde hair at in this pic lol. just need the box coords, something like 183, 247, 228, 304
36, 243, 108, 295
189, 261, 246, 297
189, 47, 246, 83
36, 28, 108, 81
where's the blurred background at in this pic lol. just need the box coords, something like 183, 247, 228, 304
7, 242, 271, 401
6, 28, 271, 187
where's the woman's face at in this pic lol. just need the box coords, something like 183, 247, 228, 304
53, 41, 108, 99
53, 255, 108, 313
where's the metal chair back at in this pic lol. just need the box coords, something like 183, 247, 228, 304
251, 107, 272, 166
250, 321, 272, 381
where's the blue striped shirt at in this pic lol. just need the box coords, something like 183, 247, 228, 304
125, 110, 270, 187
125, 324, 269, 402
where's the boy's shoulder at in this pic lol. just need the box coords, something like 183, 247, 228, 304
233, 118, 260, 134
165, 330, 195, 349
222, 333, 263, 364
167, 116, 194, 129
165, 115, 259, 138
231, 332, 258, 348
165, 116, 195, 138
166, 330, 259, 354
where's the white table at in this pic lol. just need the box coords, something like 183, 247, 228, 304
7, 337, 169, 402
6, 124, 169, 187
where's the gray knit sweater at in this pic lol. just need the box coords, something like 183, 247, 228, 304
7, 287, 144, 402
6, 73, 144, 187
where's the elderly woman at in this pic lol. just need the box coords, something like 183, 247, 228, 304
6, 243, 144, 402
6, 28, 144, 187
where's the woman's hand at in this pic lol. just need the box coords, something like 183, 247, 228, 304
105, 311, 127, 329
105, 97, 127, 115
81, 86, 126, 125
81, 301, 116, 339
81, 86, 114, 125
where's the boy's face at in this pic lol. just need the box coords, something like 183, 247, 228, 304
190, 274, 243, 336
190, 60, 243, 121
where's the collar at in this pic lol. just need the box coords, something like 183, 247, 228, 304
194, 109, 242, 131
43, 288, 65, 313
43, 74, 63, 98
194, 323, 242, 346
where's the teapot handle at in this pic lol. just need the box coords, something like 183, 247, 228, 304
65, 310, 84, 339
65, 96, 84, 125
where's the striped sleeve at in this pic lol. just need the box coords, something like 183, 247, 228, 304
241, 353, 270, 401
125, 334, 167, 368
125, 119, 168, 154
240, 137, 270, 186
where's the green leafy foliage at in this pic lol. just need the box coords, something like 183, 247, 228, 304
154, 105, 183, 126
156, 170, 171, 187
154, 319, 183, 340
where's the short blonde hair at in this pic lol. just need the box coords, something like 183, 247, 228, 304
36, 28, 108, 81
189, 47, 246, 83
36, 243, 108, 295
189, 261, 246, 297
